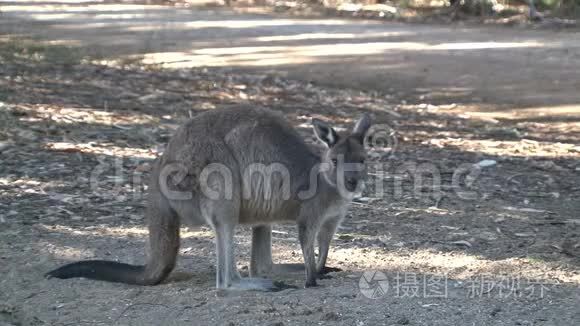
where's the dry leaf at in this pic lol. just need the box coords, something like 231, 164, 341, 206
449, 240, 472, 248
514, 233, 535, 237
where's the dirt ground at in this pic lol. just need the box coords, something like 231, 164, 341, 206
1, 1, 580, 325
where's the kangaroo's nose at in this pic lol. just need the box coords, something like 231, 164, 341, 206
346, 177, 357, 188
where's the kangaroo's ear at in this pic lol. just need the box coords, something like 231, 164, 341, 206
352, 113, 371, 143
312, 118, 339, 147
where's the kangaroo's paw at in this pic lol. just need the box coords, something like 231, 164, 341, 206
319, 266, 342, 274
270, 264, 342, 277
304, 278, 318, 288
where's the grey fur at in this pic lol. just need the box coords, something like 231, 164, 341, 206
47, 107, 371, 290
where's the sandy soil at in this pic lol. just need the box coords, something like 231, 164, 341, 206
0, 1, 579, 325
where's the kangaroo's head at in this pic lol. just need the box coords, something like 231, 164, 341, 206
312, 114, 372, 196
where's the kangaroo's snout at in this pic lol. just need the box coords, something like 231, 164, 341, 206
345, 177, 358, 191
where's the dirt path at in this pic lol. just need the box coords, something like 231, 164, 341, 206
3, 0, 580, 108
1, 1, 579, 326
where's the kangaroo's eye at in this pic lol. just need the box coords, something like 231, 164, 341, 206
331, 159, 338, 166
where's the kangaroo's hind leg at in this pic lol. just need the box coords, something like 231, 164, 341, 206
202, 197, 286, 291
208, 210, 237, 289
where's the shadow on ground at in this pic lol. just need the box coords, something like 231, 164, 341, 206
1, 40, 579, 275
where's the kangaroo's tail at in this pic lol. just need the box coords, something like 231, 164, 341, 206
45, 260, 152, 284
46, 193, 180, 285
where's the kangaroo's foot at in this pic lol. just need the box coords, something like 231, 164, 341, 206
319, 266, 342, 274
271, 263, 342, 277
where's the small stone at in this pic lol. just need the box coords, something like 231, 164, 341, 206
475, 159, 497, 168
129, 214, 142, 220
322, 312, 340, 321
490, 307, 501, 317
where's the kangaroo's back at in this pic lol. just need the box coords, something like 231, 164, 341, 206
165, 107, 317, 167
160, 107, 320, 222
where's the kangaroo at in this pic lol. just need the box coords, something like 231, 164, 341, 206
46, 107, 371, 290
